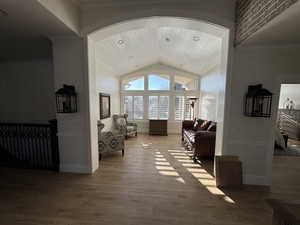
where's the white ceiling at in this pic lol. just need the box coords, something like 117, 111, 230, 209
77, 0, 214, 7
0, 0, 78, 41
241, 1, 300, 46
94, 17, 224, 76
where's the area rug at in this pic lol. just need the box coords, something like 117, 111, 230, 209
274, 145, 300, 157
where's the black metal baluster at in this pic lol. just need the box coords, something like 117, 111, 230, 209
16, 125, 22, 164
37, 127, 42, 168
0, 121, 59, 171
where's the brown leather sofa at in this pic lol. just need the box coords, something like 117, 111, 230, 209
182, 119, 216, 160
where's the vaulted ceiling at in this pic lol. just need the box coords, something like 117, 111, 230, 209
93, 17, 224, 77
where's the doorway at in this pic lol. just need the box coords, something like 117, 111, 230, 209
275, 84, 300, 156
86, 16, 231, 173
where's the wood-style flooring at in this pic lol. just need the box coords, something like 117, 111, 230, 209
1, 134, 300, 225
288, 138, 300, 151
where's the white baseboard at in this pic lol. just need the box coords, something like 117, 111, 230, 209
244, 174, 270, 186
60, 163, 92, 174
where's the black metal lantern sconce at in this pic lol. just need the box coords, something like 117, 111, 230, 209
56, 84, 77, 113
244, 84, 273, 118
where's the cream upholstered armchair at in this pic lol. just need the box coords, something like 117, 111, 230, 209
112, 114, 138, 139
97, 121, 124, 160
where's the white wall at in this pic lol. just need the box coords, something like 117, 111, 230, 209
121, 63, 200, 80
0, 59, 55, 123
225, 45, 300, 185
199, 67, 221, 122
0, 39, 55, 124
95, 60, 120, 131
51, 37, 94, 173
279, 84, 300, 109
37, 0, 80, 34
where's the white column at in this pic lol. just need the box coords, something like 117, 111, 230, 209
51, 37, 95, 173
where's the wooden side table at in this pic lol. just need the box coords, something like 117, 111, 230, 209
149, 120, 168, 136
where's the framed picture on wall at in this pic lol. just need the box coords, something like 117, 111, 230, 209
99, 93, 111, 119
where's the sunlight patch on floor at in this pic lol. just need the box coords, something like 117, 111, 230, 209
142, 143, 153, 148
198, 178, 216, 186
155, 161, 170, 165
170, 152, 187, 156
155, 158, 167, 161
169, 151, 236, 204
187, 168, 206, 173
176, 177, 186, 184
174, 156, 190, 159
168, 150, 184, 153
182, 163, 201, 168
158, 171, 180, 176
177, 159, 194, 163
156, 166, 175, 171
191, 173, 214, 179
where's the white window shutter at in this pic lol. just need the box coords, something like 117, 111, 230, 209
133, 96, 143, 119
159, 96, 169, 120
175, 96, 185, 120
149, 96, 158, 119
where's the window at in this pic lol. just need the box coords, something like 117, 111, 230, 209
121, 74, 199, 121
148, 74, 170, 90
122, 76, 144, 90
184, 96, 196, 120
124, 96, 144, 119
174, 96, 195, 120
149, 96, 169, 119
174, 75, 197, 90
175, 96, 185, 120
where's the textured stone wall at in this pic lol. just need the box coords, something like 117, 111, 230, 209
235, 0, 298, 45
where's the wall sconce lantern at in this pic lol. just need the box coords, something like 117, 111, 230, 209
244, 84, 272, 118
55, 84, 77, 113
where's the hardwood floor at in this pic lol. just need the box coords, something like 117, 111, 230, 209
288, 138, 300, 151
0, 134, 300, 225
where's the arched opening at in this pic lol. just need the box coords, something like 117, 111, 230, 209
86, 16, 230, 175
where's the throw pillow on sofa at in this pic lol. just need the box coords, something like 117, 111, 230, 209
198, 120, 211, 131
193, 119, 205, 131
207, 122, 217, 132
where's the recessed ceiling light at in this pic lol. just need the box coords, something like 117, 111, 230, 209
165, 37, 171, 42
117, 39, 124, 45
0, 9, 8, 16
193, 36, 200, 41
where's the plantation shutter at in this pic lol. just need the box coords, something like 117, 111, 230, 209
124, 96, 133, 119
175, 96, 185, 120
149, 96, 158, 119
159, 96, 169, 119
133, 96, 143, 119
148, 96, 169, 119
